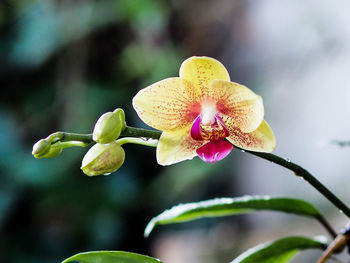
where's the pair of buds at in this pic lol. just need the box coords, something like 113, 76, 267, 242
33, 109, 127, 176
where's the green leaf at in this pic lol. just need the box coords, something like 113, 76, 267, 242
62, 251, 164, 263
231, 236, 327, 263
144, 196, 321, 237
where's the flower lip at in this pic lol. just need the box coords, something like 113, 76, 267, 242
196, 139, 233, 163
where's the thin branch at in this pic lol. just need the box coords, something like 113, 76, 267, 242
240, 149, 350, 220
316, 234, 349, 263
331, 140, 350, 147
316, 215, 338, 239
45, 127, 350, 225
55, 126, 162, 145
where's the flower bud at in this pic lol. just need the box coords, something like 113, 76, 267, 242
92, 109, 125, 144
32, 140, 63, 159
32, 139, 50, 158
81, 142, 125, 176
113, 108, 126, 130
42, 142, 63, 158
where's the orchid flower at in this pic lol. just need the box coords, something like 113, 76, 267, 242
132, 56, 275, 165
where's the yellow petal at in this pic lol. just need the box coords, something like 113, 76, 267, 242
157, 126, 205, 165
179, 56, 230, 99
212, 80, 264, 133
227, 120, 276, 152
132, 78, 201, 131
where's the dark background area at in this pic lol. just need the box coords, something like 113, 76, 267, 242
0, 1, 245, 262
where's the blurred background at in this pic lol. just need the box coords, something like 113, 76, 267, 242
1, 0, 350, 262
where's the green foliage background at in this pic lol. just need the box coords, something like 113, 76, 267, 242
2, 1, 349, 262
0, 1, 244, 262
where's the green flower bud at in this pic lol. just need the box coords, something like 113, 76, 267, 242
113, 108, 126, 130
32, 139, 50, 158
92, 109, 125, 144
81, 142, 125, 176
42, 142, 63, 158
33, 140, 63, 159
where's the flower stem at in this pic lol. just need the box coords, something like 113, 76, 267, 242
331, 140, 350, 147
47, 132, 92, 144
60, 141, 89, 148
316, 214, 337, 239
45, 126, 350, 223
241, 149, 350, 220
117, 137, 158, 147
51, 126, 161, 145
121, 126, 162, 139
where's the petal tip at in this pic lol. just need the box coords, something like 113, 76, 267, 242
156, 129, 200, 166
227, 120, 276, 153
179, 56, 230, 82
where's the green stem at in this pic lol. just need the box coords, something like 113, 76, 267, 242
60, 141, 89, 148
316, 215, 337, 239
121, 126, 162, 139
242, 149, 350, 220
47, 132, 92, 144
61, 133, 93, 144
47, 126, 350, 224
117, 137, 158, 147
331, 140, 350, 147
52, 126, 161, 145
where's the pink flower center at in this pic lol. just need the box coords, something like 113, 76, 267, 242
190, 113, 232, 163
191, 114, 229, 141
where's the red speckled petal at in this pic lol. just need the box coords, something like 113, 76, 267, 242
210, 80, 264, 133
215, 115, 230, 137
157, 126, 206, 165
226, 120, 276, 152
196, 139, 233, 163
179, 57, 230, 99
191, 115, 203, 140
132, 78, 201, 131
